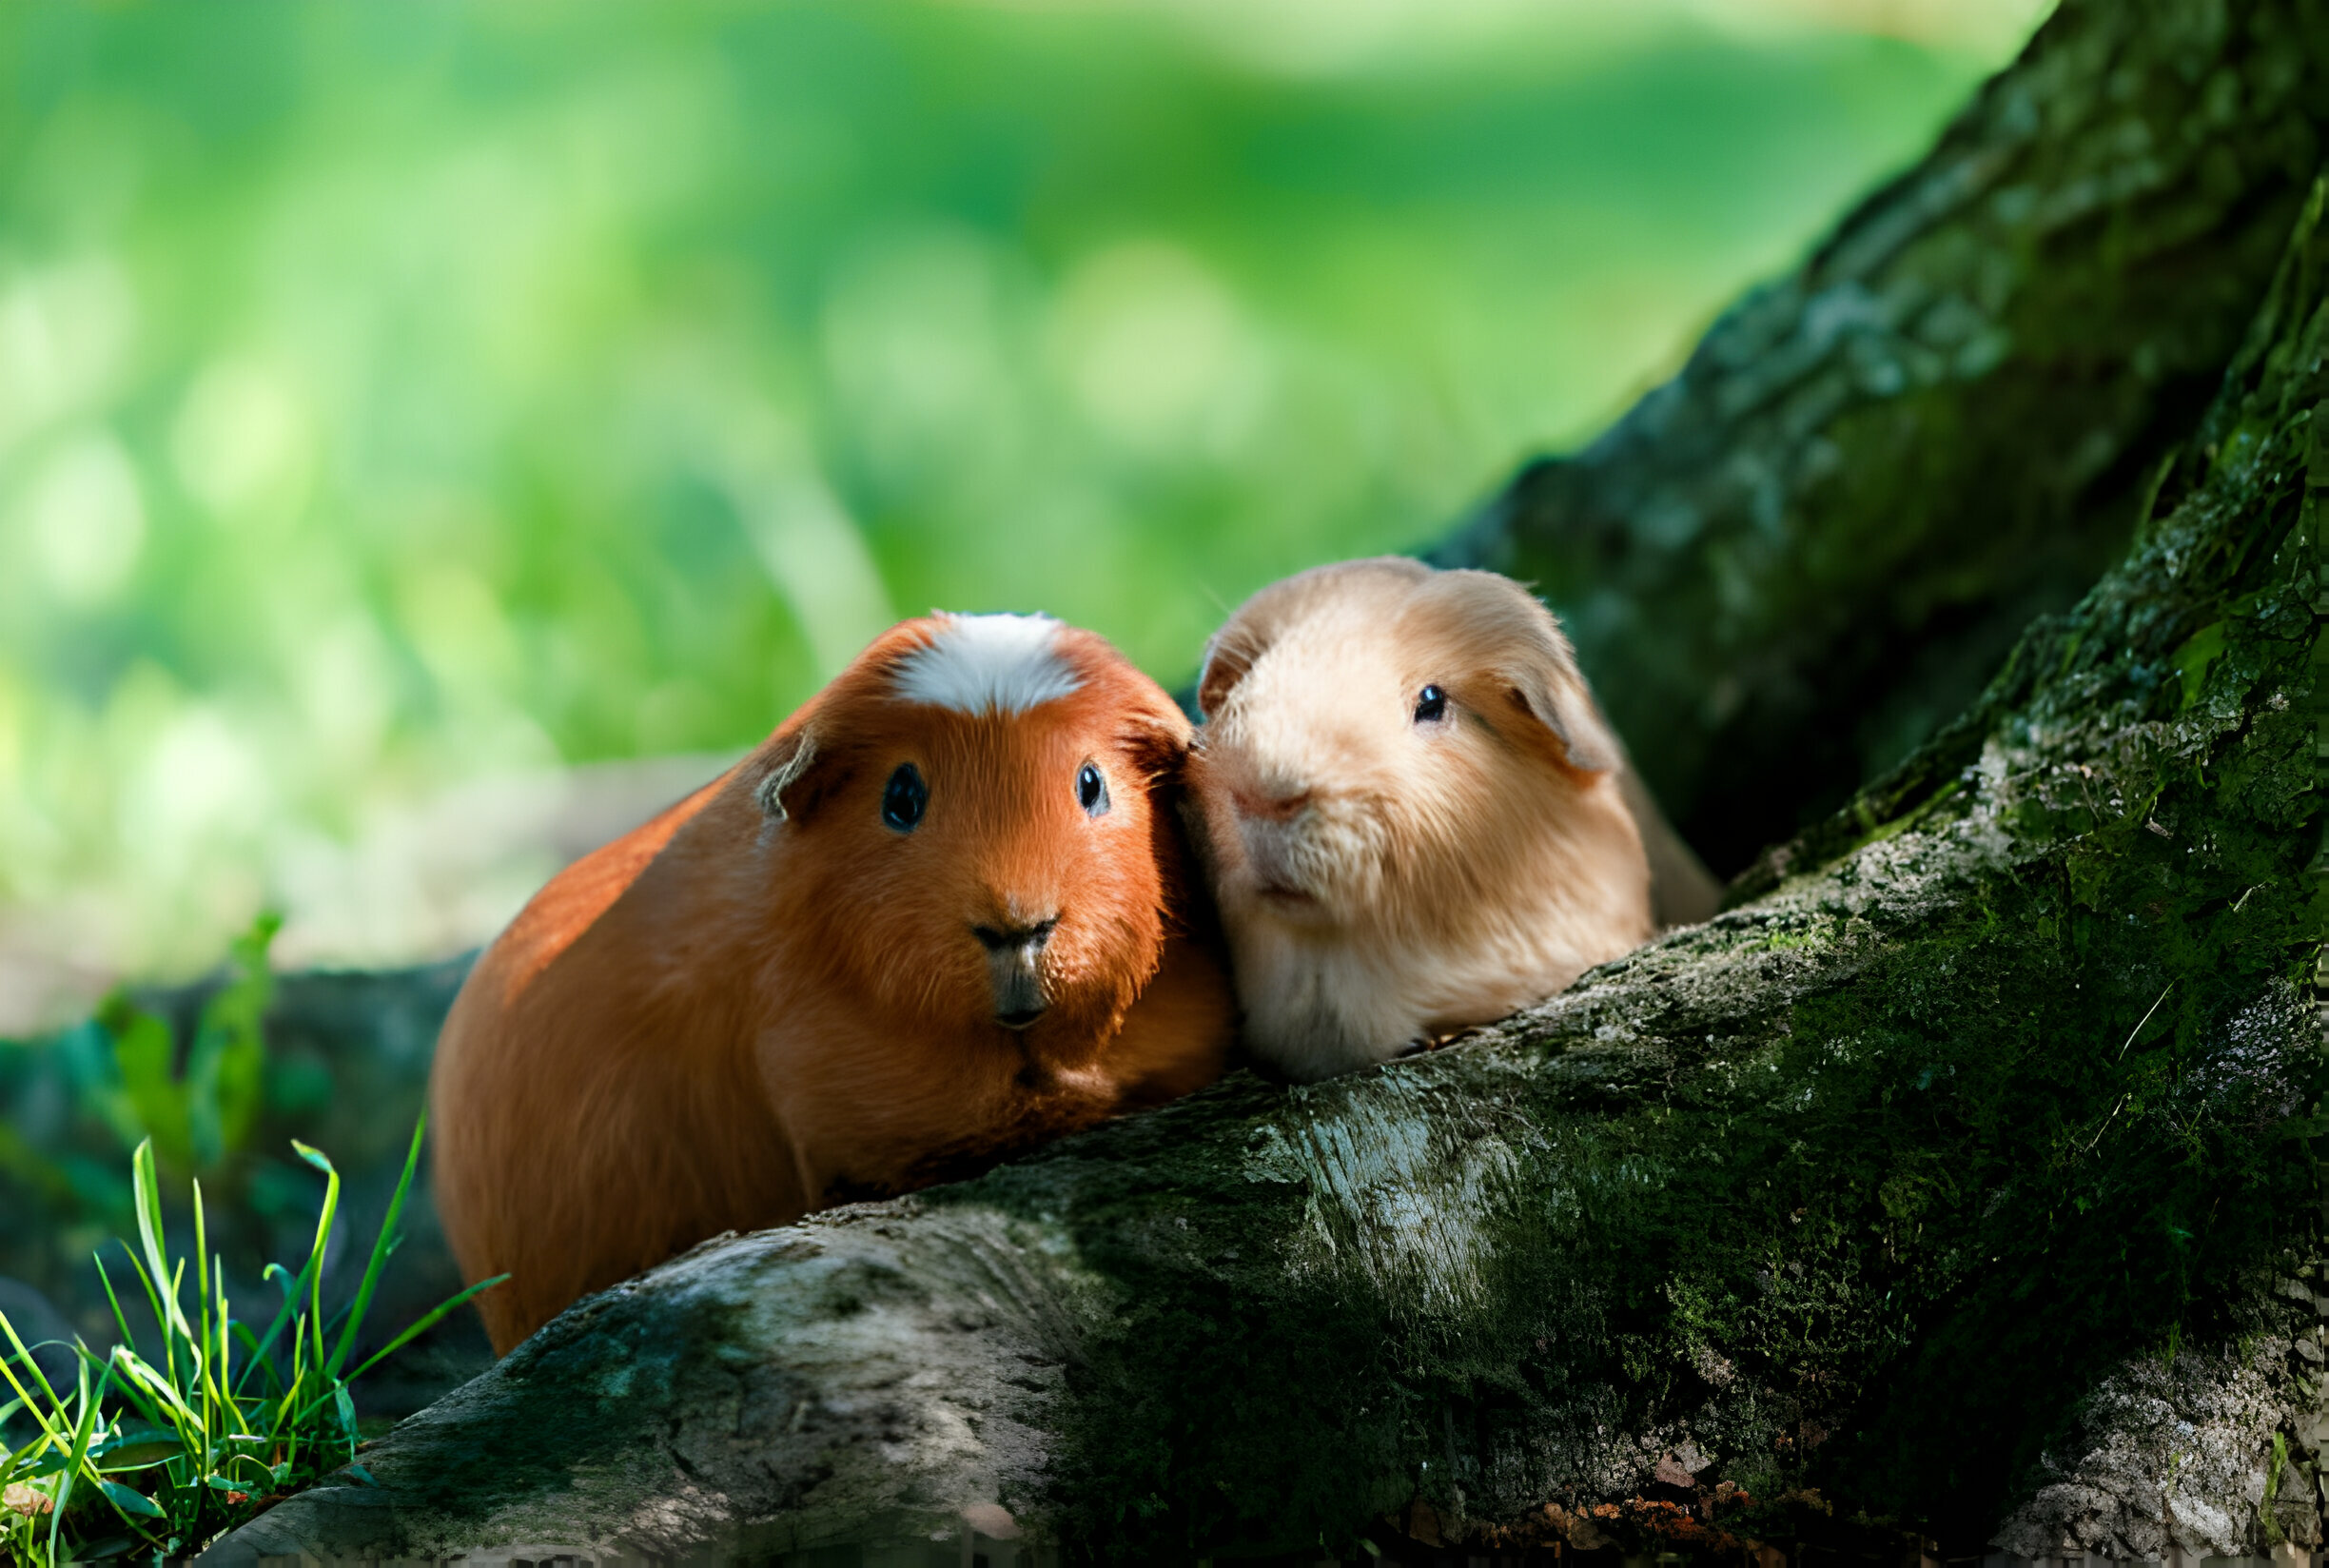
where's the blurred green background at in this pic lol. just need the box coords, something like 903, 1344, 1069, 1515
0, 0, 2046, 1028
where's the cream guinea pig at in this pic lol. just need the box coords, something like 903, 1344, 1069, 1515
1186, 558, 1662, 1083
430, 612, 1235, 1354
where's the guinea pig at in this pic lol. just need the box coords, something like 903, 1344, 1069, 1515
1185, 557, 1656, 1083
430, 612, 1236, 1354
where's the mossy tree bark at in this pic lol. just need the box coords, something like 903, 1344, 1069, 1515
206, 4, 2329, 1563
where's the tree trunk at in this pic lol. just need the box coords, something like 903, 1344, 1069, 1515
1438, 0, 2329, 877
202, 4, 2329, 1562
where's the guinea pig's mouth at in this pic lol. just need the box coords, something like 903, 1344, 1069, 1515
995, 1006, 1046, 1030
1254, 878, 1320, 908
1236, 819, 1326, 910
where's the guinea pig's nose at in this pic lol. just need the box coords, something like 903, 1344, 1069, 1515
1235, 786, 1311, 823
972, 917, 1057, 954
975, 917, 1056, 1029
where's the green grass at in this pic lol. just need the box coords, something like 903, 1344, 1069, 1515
0, 1121, 499, 1566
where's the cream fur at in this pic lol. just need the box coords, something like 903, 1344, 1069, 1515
1188, 558, 1654, 1083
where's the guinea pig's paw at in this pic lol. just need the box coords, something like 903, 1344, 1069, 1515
1394, 1037, 1432, 1059
1406, 1026, 1486, 1056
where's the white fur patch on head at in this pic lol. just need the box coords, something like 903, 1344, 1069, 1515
890, 612, 1083, 715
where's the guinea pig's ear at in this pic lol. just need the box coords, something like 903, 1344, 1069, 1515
1196, 620, 1266, 719
1121, 695, 1196, 783
753, 727, 822, 825
1502, 631, 1620, 775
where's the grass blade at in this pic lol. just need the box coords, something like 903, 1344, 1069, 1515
0, 1310, 75, 1454
108, 1352, 198, 1432
228, 1321, 286, 1405
92, 1254, 135, 1355
110, 1240, 170, 1368
335, 1272, 508, 1390
76, 1343, 166, 1438
130, 1141, 187, 1346
99, 1480, 165, 1520
328, 1113, 426, 1380
193, 1178, 221, 1436
0, 1309, 70, 1421
291, 1141, 341, 1403
48, 1348, 100, 1564
79, 1359, 166, 1556
232, 1253, 320, 1400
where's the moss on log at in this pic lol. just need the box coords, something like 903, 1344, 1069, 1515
1439, 0, 2329, 875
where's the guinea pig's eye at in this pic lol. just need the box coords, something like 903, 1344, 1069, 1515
1076, 761, 1110, 818
1414, 684, 1448, 723
881, 763, 928, 833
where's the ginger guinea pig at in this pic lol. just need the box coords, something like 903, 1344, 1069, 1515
430, 612, 1235, 1354
1186, 558, 1654, 1083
